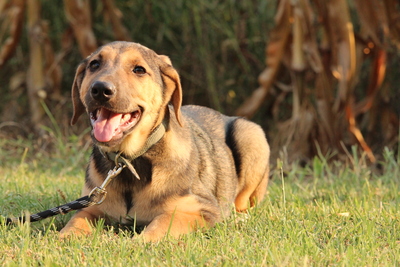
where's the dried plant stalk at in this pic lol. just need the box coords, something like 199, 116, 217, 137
327, 0, 356, 111
101, 0, 131, 41
63, 0, 97, 57
383, 0, 400, 45
26, 0, 45, 130
346, 104, 376, 162
238, 0, 398, 162
0, 0, 25, 68
354, 0, 388, 47
43, 21, 63, 100
236, 0, 292, 118
354, 49, 387, 115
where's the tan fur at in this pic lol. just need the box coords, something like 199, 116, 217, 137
60, 41, 270, 242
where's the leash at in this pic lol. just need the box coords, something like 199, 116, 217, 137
4, 164, 124, 225
3, 119, 168, 225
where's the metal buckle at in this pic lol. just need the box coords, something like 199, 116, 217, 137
88, 164, 125, 205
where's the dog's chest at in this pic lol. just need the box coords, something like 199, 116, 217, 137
102, 188, 163, 225
92, 154, 183, 225
98, 180, 165, 225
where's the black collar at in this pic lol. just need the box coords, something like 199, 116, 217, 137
99, 118, 168, 179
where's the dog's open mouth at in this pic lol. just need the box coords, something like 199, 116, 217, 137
90, 107, 141, 143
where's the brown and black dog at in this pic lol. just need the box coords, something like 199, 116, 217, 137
60, 41, 270, 242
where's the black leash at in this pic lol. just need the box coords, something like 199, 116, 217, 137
3, 164, 125, 225
3, 119, 168, 225
5, 195, 97, 224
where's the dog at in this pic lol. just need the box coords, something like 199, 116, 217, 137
60, 41, 270, 242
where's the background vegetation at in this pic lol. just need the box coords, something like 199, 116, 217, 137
0, 0, 399, 162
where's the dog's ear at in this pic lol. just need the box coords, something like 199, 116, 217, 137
159, 55, 184, 127
159, 55, 172, 65
70, 61, 87, 125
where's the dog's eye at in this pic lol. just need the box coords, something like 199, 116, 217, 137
89, 60, 100, 71
133, 66, 146, 75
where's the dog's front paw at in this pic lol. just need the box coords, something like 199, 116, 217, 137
133, 230, 164, 243
59, 226, 92, 239
59, 210, 98, 239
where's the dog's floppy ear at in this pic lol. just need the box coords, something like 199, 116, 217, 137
70, 61, 87, 125
159, 55, 172, 65
159, 55, 184, 127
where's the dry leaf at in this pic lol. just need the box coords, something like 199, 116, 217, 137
236, 0, 292, 118
63, 0, 97, 57
0, 0, 25, 68
101, 0, 131, 41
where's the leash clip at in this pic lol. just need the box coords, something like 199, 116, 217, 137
89, 164, 125, 205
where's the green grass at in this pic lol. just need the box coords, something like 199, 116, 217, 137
0, 144, 399, 266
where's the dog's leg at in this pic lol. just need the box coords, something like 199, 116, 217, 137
229, 119, 270, 212
235, 165, 270, 211
137, 195, 214, 242
249, 165, 270, 205
139, 211, 208, 242
59, 209, 99, 238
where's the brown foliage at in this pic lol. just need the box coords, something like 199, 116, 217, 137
0, 0, 398, 162
236, 0, 291, 118
63, 0, 97, 57
0, 0, 24, 68
101, 0, 131, 41
237, 0, 399, 163
26, 0, 46, 129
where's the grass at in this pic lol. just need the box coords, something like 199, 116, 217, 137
0, 140, 399, 266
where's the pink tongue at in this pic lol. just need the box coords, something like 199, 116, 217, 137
93, 109, 123, 142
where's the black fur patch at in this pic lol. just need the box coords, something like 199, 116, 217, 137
123, 190, 133, 213
225, 118, 241, 176
118, 157, 153, 213
92, 146, 113, 176
84, 167, 95, 189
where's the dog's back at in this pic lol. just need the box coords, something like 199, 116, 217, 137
181, 105, 270, 212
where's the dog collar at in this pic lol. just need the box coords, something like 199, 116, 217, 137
99, 118, 168, 180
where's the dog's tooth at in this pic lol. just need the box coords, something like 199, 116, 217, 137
120, 113, 130, 125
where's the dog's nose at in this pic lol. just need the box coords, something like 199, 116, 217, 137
90, 81, 116, 102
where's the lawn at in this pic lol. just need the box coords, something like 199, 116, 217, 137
0, 139, 399, 266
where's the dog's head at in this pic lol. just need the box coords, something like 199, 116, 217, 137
71, 41, 183, 155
